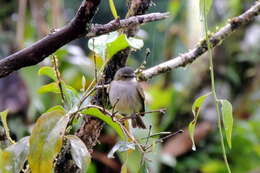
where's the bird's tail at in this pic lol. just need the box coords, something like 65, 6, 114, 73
131, 114, 146, 129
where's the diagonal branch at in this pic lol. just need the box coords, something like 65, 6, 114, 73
0, 11, 168, 78
0, 0, 100, 78
140, 1, 260, 80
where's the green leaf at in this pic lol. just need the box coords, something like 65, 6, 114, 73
37, 82, 60, 94
0, 137, 29, 173
88, 31, 143, 59
28, 110, 69, 173
46, 105, 65, 113
38, 66, 57, 81
81, 108, 125, 139
220, 99, 233, 148
67, 135, 91, 173
108, 0, 119, 19
88, 31, 119, 59
0, 110, 15, 144
107, 141, 135, 158
106, 34, 129, 58
189, 92, 211, 151
199, 0, 213, 16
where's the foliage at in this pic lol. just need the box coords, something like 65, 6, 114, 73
0, 0, 259, 173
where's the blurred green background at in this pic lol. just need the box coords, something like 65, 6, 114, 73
0, 0, 260, 172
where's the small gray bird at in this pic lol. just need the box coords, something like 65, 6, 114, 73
108, 67, 146, 129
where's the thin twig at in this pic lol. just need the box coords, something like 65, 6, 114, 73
119, 123, 145, 153
155, 129, 184, 143
52, 55, 65, 104
77, 84, 109, 109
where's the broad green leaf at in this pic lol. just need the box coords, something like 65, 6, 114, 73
220, 99, 233, 148
199, 0, 213, 16
67, 135, 91, 173
46, 105, 65, 113
109, 0, 119, 19
88, 31, 143, 59
81, 108, 125, 139
107, 141, 135, 158
0, 110, 15, 144
38, 66, 57, 81
38, 82, 77, 96
106, 34, 129, 58
37, 82, 60, 94
0, 137, 29, 173
189, 92, 211, 151
88, 31, 119, 59
28, 110, 69, 173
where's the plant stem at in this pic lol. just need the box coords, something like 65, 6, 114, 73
202, 0, 231, 172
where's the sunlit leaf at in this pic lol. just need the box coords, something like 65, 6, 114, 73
38, 66, 57, 81
88, 31, 143, 60
0, 110, 15, 144
67, 135, 91, 173
28, 110, 69, 173
88, 31, 119, 59
220, 99, 233, 148
0, 137, 29, 173
81, 108, 125, 139
46, 105, 65, 113
189, 92, 211, 151
108, 141, 135, 158
106, 34, 129, 58
37, 82, 60, 94
109, 0, 119, 19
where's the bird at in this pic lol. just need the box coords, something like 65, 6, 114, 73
108, 66, 146, 129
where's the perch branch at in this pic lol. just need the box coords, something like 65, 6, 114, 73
140, 1, 260, 80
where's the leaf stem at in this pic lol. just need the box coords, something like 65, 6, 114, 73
202, 0, 231, 172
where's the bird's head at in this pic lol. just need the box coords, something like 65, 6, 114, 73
114, 66, 136, 81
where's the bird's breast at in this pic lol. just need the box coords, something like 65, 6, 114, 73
109, 80, 142, 114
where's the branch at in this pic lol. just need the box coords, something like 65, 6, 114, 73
0, 12, 169, 79
87, 12, 170, 37
140, 1, 260, 80
0, 0, 100, 78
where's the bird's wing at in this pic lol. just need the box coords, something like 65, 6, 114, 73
137, 83, 145, 115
